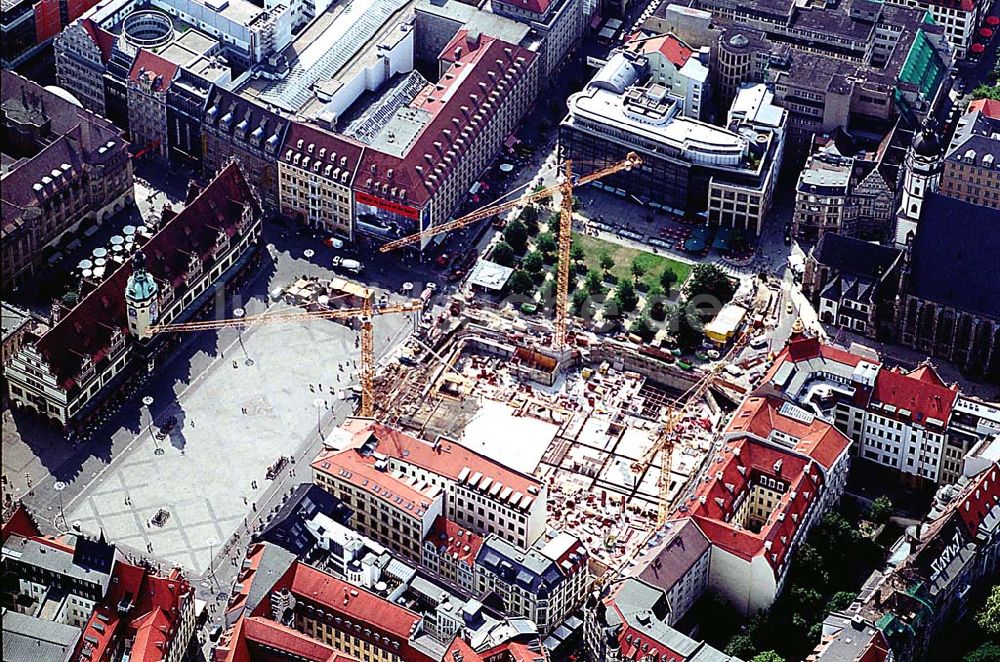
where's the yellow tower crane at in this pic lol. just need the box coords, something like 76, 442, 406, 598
379, 152, 643, 348
596, 331, 752, 590
143, 292, 423, 418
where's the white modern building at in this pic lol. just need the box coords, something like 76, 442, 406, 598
560, 52, 785, 234
623, 32, 709, 119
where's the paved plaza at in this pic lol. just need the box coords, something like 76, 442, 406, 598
63, 304, 412, 574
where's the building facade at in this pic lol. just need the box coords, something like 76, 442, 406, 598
802, 233, 903, 339
126, 49, 178, 160
5, 162, 262, 428
584, 578, 741, 662
202, 87, 289, 213
760, 336, 1000, 485
475, 531, 588, 635
277, 123, 365, 237
827, 462, 1000, 661
938, 105, 1000, 209
560, 53, 786, 234
490, 0, 583, 78
2, 71, 133, 291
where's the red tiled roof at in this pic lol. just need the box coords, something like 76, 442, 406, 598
784, 336, 868, 367
128, 49, 180, 92
226, 543, 268, 621
444, 637, 486, 662
76, 562, 191, 662
681, 437, 823, 575
906, 363, 948, 388
280, 123, 366, 185
856, 636, 892, 662
77, 606, 123, 662
311, 444, 441, 520
491, 0, 552, 15
626, 33, 694, 68
355, 36, 536, 210
871, 366, 958, 426
35, 162, 259, 389
129, 607, 173, 662
80, 18, 116, 63
276, 563, 430, 660
425, 516, 483, 566
969, 98, 1000, 119
957, 462, 1000, 538
242, 616, 358, 662
726, 396, 851, 470
2, 505, 41, 542
341, 419, 541, 501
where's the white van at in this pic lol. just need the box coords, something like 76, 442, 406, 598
332, 256, 363, 273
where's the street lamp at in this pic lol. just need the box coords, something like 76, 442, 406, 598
205, 536, 220, 591
234, 308, 252, 366
53, 481, 67, 531
314, 398, 325, 436
143, 395, 163, 456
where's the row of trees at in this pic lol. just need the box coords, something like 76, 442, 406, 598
696, 506, 887, 661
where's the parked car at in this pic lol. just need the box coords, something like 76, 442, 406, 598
323, 236, 344, 249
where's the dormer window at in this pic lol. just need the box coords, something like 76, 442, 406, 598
186, 253, 203, 285
80, 355, 96, 382
110, 328, 126, 354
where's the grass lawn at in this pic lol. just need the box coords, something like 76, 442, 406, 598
573, 232, 692, 291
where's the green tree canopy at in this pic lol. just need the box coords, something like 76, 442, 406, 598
966, 641, 1000, 662
536, 232, 557, 255
826, 591, 857, 614
523, 251, 545, 273
572, 289, 590, 315
977, 585, 1000, 637
660, 266, 678, 291
615, 280, 638, 312
972, 84, 1000, 101
492, 242, 515, 267
629, 315, 654, 342
724, 635, 756, 659
599, 252, 614, 274
570, 244, 586, 264
631, 257, 646, 282
585, 269, 605, 295
751, 651, 785, 662
508, 270, 534, 295
504, 220, 529, 254
867, 496, 893, 525
687, 263, 736, 304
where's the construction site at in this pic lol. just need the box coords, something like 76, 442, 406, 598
369, 293, 763, 577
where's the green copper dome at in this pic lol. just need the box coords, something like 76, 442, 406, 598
125, 251, 158, 302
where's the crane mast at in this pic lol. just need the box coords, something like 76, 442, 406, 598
144, 292, 422, 418
378, 152, 643, 347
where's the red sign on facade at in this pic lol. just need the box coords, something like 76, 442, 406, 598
355, 191, 420, 220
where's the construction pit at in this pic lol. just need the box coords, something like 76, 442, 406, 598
373, 301, 736, 576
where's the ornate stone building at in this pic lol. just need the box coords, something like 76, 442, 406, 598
894, 193, 1000, 381
892, 122, 1000, 381
126, 50, 178, 160
1, 71, 133, 291
5, 162, 262, 428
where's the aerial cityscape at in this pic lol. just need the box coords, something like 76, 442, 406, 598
1, 0, 998, 657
